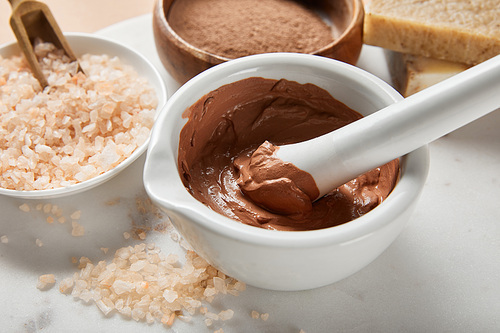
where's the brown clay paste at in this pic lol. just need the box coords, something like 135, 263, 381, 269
178, 77, 399, 231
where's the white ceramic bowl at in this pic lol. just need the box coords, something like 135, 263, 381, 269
144, 53, 429, 291
0, 33, 167, 199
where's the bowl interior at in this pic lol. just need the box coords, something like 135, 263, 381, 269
0, 33, 167, 199
145, 53, 429, 246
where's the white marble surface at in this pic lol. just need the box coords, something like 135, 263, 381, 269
1, 15, 499, 333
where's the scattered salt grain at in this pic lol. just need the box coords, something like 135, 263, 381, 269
70, 210, 82, 220
60, 244, 244, 328
251, 310, 260, 319
35, 238, 43, 247
261, 313, 270, 321
51, 205, 62, 216
123, 232, 131, 240
37, 274, 55, 290
43, 204, 52, 214
71, 221, 85, 236
1, 235, 8, 244
19, 203, 30, 212
59, 277, 74, 294
219, 309, 234, 321
205, 311, 219, 321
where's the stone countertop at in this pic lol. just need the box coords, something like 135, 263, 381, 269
0, 13, 499, 333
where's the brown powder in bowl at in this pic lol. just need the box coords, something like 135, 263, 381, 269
168, 0, 334, 58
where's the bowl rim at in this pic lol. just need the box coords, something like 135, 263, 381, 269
155, 0, 365, 62
314, 0, 364, 55
144, 53, 429, 248
0, 32, 167, 199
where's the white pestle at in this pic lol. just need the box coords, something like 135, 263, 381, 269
275, 54, 500, 200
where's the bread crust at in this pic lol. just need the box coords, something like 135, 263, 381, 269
363, 0, 500, 65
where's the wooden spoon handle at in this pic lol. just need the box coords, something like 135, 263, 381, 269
8, 0, 83, 88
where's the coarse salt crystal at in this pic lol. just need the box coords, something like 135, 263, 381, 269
130, 260, 147, 272
1, 235, 8, 244
43, 204, 52, 214
58, 277, 74, 294
71, 221, 85, 236
96, 298, 115, 316
115, 247, 131, 259
111, 280, 134, 295
162, 313, 176, 326
18, 203, 30, 212
203, 287, 216, 297
163, 289, 178, 303
213, 277, 227, 294
37, 274, 56, 290
131, 308, 146, 321
70, 210, 82, 220
145, 312, 155, 324
120, 306, 132, 317
205, 311, 219, 321
219, 309, 234, 321
51, 205, 62, 216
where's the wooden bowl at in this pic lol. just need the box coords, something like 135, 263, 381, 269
152, 0, 364, 84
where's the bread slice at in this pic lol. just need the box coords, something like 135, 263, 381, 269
363, 0, 500, 65
386, 51, 470, 97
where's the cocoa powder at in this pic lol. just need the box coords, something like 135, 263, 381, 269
167, 0, 334, 59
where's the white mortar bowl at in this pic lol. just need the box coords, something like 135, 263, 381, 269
144, 53, 429, 291
0, 33, 167, 199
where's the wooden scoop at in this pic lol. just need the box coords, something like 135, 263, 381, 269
7, 0, 83, 88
